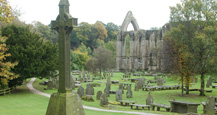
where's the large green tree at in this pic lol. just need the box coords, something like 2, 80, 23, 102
169, 0, 217, 96
2, 25, 58, 87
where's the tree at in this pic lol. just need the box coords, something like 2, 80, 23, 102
0, 36, 18, 88
105, 22, 119, 42
70, 49, 89, 70
169, 0, 217, 96
91, 47, 114, 75
31, 21, 58, 44
2, 25, 58, 87
0, 0, 14, 24
0, 0, 19, 89
92, 21, 108, 40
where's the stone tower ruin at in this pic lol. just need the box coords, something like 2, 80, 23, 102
116, 11, 170, 72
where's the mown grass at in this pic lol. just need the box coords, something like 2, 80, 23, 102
33, 72, 217, 115
0, 79, 132, 115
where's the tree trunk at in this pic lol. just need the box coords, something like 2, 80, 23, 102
199, 73, 205, 96
181, 75, 184, 96
185, 86, 189, 94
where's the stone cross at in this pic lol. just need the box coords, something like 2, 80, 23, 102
51, 0, 77, 93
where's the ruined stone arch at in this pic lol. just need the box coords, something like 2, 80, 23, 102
116, 11, 169, 72
120, 11, 140, 31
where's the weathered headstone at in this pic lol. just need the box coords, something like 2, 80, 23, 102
100, 93, 108, 106
87, 73, 90, 79
146, 92, 154, 105
104, 85, 110, 97
47, 80, 55, 89
70, 75, 75, 89
126, 86, 132, 98
157, 78, 163, 86
138, 78, 145, 89
119, 83, 124, 94
115, 89, 122, 101
204, 96, 215, 115
134, 81, 139, 91
96, 91, 102, 100
46, 0, 84, 115
77, 86, 84, 98
111, 70, 114, 77
86, 84, 94, 95
82, 71, 86, 78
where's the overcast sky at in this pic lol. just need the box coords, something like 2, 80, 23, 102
9, 0, 181, 30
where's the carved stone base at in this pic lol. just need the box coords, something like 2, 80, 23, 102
46, 91, 85, 115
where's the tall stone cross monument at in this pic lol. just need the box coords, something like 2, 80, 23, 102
46, 0, 84, 115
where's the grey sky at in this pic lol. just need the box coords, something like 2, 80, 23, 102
9, 0, 181, 30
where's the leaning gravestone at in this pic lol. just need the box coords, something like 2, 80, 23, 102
116, 89, 122, 101
77, 86, 84, 98
126, 86, 132, 98
204, 96, 215, 115
146, 92, 154, 105
206, 77, 212, 88
100, 93, 108, 106
46, 0, 84, 114
96, 91, 102, 100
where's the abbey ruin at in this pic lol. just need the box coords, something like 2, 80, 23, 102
116, 11, 170, 72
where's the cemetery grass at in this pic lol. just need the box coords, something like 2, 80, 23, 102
0, 79, 130, 115
33, 73, 217, 115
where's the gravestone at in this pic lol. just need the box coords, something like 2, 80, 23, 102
77, 86, 84, 98
111, 70, 114, 77
70, 75, 75, 89
126, 86, 132, 98
154, 74, 158, 80
119, 83, 124, 94
46, 0, 84, 115
100, 93, 108, 106
146, 92, 154, 105
47, 80, 55, 89
157, 78, 163, 86
86, 84, 94, 95
115, 89, 122, 101
162, 77, 166, 83
204, 96, 215, 115
96, 91, 102, 100
134, 81, 139, 91
55, 76, 59, 89
206, 77, 212, 88
82, 71, 86, 78
138, 78, 145, 89
104, 85, 110, 97
87, 73, 90, 79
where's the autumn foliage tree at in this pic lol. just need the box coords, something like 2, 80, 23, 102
0, 36, 18, 88
168, 0, 217, 96
0, 0, 18, 89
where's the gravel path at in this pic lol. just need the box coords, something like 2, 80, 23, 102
27, 78, 159, 115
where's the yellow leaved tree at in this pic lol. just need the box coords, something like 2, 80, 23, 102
0, 0, 18, 88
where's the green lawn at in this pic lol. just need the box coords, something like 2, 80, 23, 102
0, 80, 132, 115
33, 72, 217, 115
1, 72, 216, 115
